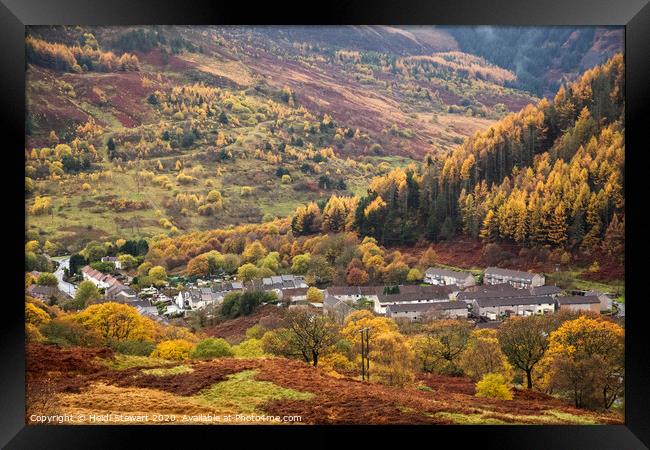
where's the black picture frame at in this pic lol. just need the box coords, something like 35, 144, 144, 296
1, 1, 648, 448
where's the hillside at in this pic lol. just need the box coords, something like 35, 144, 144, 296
25, 26, 622, 249
26, 343, 622, 425
26, 25, 526, 247
447, 26, 624, 96
24, 26, 626, 428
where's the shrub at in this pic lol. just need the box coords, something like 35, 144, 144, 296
190, 337, 234, 359
406, 268, 423, 282
25, 303, 50, 326
37, 272, 59, 286
245, 324, 266, 340
39, 318, 103, 347
232, 338, 265, 358
26, 323, 44, 343
150, 339, 194, 361
220, 291, 276, 318
475, 373, 513, 400
110, 339, 156, 356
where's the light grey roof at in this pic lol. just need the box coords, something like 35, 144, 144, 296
231, 281, 243, 289
387, 301, 467, 313
425, 267, 473, 279
457, 289, 532, 301
324, 294, 341, 307
323, 294, 354, 312
531, 285, 563, 296
484, 267, 540, 281
387, 303, 438, 313
432, 301, 470, 311
396, 284, 457, 296
378, 292, 450, 304
475, 295, 554, 308
557, 295, 600, 305
326, 286, 362, 296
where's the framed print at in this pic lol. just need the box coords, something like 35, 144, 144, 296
1, 0, 649, 448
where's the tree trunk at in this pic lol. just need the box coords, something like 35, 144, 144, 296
312, 351, 318, 367
526, 369, 533, 389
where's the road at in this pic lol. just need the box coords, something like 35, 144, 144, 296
52, 256, 77, 297
614, 301, 625, 317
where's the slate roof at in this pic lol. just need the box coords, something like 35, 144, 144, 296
475, 295, 555, 308
530, 285, 563, 296
557, 295, 600, 305
386, 303, 438, 313
457, 288, 533, 302
396, 284, 458, 296
377, 292, 451, 304
425, 267, 473, 280
463, 283, 521, 294
282, 287, 309, 298
82, 265, 130, 294
326, 286, 364, 296
27, 284, 70, 299
261, 274, 307, 289
432, 301, 469, 311
484, 267, 540, 281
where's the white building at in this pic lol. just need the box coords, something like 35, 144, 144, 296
424, 267, 476, 288
471, 296, 555, 320
484, 267, 545, 289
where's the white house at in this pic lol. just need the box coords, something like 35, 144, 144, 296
324, 286, 381, 306
484, 267, 545, 289
424, 267, 476, 288
471, 295, 555, 320
386, 301, 468, 321
101, 256, 122, 270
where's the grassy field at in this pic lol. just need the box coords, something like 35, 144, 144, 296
27, 344, 623, 425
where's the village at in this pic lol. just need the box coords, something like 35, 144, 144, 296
27, 255, 623, 328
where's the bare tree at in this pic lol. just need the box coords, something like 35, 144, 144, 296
285, 309, 339, 367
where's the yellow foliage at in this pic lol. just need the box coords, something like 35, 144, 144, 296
69, 302, 157, 342
26, 302, 51, 326
150, 339, 195, 361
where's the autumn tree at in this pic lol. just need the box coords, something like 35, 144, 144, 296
370, 330, 416, 386
236, 263, 259, 282
601, 213, 624, 259
419, 247, 438, 268
66, 280, 101, 310
36, 272, 58, 286
291, 253, 311, 275
498, 315, 553, 389
26, 302, 51, 327
263, 310, 338, 367
459, 329, 513, 381
70, 302, 157, 342
417, 320, 472, 375
242, 241, 268, 263
306, 287, 324, 303
346, 267, 369, 286
543, 316, 624, 409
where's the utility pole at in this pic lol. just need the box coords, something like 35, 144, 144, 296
365, 327, 370, 381
359, 328, 365, 380
358, 327, 370, 381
